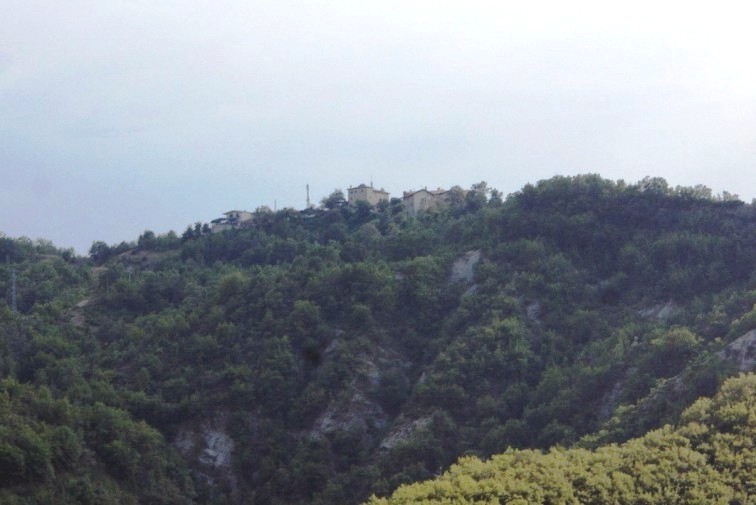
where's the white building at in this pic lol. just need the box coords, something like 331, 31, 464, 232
224, 210, 254, 223
211, 210, 255, 233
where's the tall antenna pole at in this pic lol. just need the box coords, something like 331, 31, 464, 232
306, 184, 311, 209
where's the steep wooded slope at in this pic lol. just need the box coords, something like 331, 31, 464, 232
368, 373, 756, 504
0, 175, 754, 504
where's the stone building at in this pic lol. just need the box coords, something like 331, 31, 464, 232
402, 188, 450, 216
348, 184, 390, 207
402, 186, 470, 216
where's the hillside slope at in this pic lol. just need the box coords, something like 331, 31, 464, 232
368, 373, 756, 504
1, 175, 754, 504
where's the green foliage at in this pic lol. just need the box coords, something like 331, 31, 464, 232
0, 378, 195, 503
0, 175, 754, 504
367, 374, 756, 504
321, 189, 347, 209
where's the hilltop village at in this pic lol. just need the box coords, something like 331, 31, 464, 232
211, 182, 470, 232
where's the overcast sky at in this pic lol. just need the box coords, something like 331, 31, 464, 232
2, 0, 755, 253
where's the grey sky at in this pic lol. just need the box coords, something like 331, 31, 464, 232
2, 1, 755, 253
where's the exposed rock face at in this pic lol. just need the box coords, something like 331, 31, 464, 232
174, 414, 237, 500
378, 416, 432, 450
450, 250, 481, 283
69, 298, 92, 327
75, 298, 91, 308
199, 429, 234, 469
594, 328, 755, 444
463, 284, 479, 297
526, 301, 541, 323
311, 389, 387, 436
719, 329, 756, 372
598, 381, 624, 420
638, 301, 679, 321
310, 348, 405, 438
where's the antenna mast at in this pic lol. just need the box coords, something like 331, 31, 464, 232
306, 184, 311, 209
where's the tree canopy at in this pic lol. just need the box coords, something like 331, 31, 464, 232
0, 175, 753, 504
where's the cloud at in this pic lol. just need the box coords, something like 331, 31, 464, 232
1, 1, 755, 252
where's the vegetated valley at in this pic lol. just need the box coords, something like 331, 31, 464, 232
0, 175, 754, 504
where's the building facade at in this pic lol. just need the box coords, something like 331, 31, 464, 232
402, 187, 469, 216
224, 210, 254, 223
347, 184, 390, 206
211, 210, 255, 233
402, 188, 448, 216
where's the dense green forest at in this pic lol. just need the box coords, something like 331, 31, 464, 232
0, 175, 754, 504
368, 372, 755, 504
